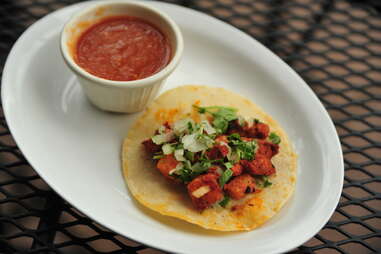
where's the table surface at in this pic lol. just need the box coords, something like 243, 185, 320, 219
0, 0, 380, 253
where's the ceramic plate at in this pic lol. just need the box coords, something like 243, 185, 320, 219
2, 1, 343, 253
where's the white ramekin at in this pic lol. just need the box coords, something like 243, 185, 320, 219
60, 1, 183, 113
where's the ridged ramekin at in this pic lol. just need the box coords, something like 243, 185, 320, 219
60, 1, 183, 113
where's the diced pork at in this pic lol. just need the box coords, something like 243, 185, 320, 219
224, 174, 256, 200
142, 139, 161, 154
241, 155, 275, 176
244, 122, 269, 139
206, 145, 229, 160
187, 173, 223, 210
231, 163, 243, 176
156, 154, 179, 179
257, 140, 279, 158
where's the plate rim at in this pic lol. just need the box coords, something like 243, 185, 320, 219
1, 1, 344, 253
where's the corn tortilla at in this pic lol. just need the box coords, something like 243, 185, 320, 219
122, 85, 297, 231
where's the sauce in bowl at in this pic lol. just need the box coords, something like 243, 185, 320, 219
75, 16, 171, 81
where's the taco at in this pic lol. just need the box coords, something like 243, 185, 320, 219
122, 85, 297, 231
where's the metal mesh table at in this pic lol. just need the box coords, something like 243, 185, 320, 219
0, 0, 380, 253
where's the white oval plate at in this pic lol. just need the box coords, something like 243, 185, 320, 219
2, 1, 343, 253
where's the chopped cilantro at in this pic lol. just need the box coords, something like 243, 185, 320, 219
184, 150, 195, 162
153, 154, 164, 160
256, 176, 273, 188
210, 158, 225, 164
238, 141, 257, 160
197, 133, 215, 148
212, 117, 229, 134
193, 105, 238, 133
228, 137, 257, 161
187, 121, 193, 132
192, 160, 211, 174
184, 160, 192, 170
176, 167, 193, 183
211, 107, 238, 121
196, 106, 206, 114
224, 162, 233, 170
269, 132, 281, 144
228, 133, 241, 141
219, 195, 230, 207
174, 159, 211, 183
264, 177, 272, 187
219, 169, 233, 187
175, 143, 184, 150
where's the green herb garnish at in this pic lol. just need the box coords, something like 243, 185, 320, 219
185, 150, 195, 162
176, 167, 193, 183
193, 105, 238, 133
187, 121, 193, 132
212, 117, 230, 134
224, 162, 233, 170
237, 141, 257, 160
228, 133, 241, 141
228, 135, 257, 161
153, 154, 164, 160
197, 133, 215, 148
192, 160, 212, 174
264, 177, 273, 187
269, 132, 281, 144
175, 143, 184, 150
219, 169, 233, 187
174, 159, 211, 183
219, 195, 230, 207
256, 176, 273, 188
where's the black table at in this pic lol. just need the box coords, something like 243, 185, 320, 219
0, 0, 380, 253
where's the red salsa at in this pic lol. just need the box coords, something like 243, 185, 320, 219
75, 16, 171, 81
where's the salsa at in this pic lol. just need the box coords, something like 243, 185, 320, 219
142, 105, 281, 211
75, 16, 171, 81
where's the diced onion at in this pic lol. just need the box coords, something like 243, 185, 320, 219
246, 117, 255, 127
238, 116, 246, 126
162, 144, 174, 155
215, 167, 224, 176
191, 186, 211, 198
173, 118, 194, 135
227, 151, 240, 163
182, 133, 208, 152
151, 131, 175, 145
169, 162, 183, 175
201, 120, 216, 135
174, 149, 186, 161
198, 134, 215, 148
158, 125, 167, 134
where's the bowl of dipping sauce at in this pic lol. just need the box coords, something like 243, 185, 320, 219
60, 1, 183, 113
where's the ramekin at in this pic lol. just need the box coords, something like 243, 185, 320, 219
60, 1, 183, 113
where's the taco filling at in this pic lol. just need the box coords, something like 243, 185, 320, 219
142, 105, 281, 211
123, 85, 296, 231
